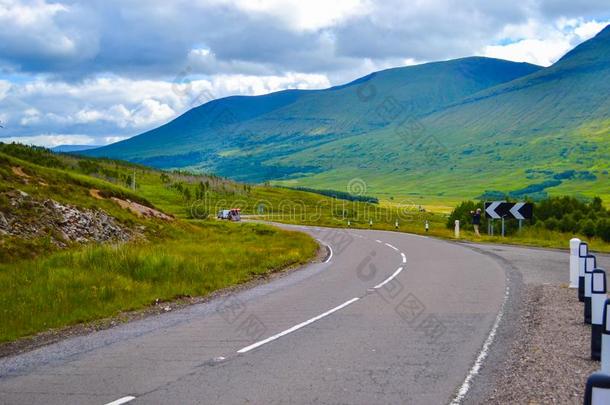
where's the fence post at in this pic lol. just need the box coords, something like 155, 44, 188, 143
592, 269, 607, 360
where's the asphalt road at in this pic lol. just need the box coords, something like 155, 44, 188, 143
1, 226, 525, 404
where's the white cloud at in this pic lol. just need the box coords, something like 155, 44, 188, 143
0, 134, 96, 147
103, 136, 129, 144
482, 18, 610, 66
0, 0, 98, 71
1, 71, 331, 145
484, 38, 572, 66
212, 0, 371, 31
0, 80, 11, 101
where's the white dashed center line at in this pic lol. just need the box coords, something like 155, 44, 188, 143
237, 297, 361, 354
384, 243, 399, 251
374, 267, 404, 289
105, 396, 136, 405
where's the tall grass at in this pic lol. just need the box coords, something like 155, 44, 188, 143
0, 222, 317, 342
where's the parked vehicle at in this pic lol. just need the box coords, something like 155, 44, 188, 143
217, 208, 241, 221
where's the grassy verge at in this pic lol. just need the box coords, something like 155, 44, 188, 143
0, 221, 317, 343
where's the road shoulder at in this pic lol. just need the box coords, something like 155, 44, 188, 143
460, 242, 609, 404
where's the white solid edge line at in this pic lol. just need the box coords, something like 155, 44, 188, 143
324, 244, 333, 263
384, 243, 399, 251
237, 297, 360, 354
449, 285, 510, 405
401, 253, 407, 263
316, 239, 333, 264
105, 396, 136, 405
374, 267, 404, 289
375, 239, 382, 243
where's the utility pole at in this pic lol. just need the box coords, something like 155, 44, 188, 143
132, 169, 136, 191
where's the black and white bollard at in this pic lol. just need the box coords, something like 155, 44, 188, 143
585, 257, 597, 324
579, 242, 589, 302
591, 269, 607, 360
584, 372, 610, 405
601, 298, 610, 373
570, 237, 581, 289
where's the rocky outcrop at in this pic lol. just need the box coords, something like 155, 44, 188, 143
0, 190, 135, 247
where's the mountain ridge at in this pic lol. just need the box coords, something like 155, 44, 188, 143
84, 26, 610, 202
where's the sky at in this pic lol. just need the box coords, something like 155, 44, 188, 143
0, 0, 609, 147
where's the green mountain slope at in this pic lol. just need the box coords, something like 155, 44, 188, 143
280, 26, 610, 201
86, 25, 610, 202
87, 57, 540, 180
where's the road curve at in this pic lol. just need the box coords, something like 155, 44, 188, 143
0, 225, 507, 405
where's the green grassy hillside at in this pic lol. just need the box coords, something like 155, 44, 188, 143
0, 144, 319, 342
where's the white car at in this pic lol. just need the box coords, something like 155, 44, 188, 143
217, 209, 241, 221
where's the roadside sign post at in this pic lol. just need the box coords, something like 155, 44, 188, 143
485, 201, 533, 238
501, 216, 505, 237
591, 269, 607, 360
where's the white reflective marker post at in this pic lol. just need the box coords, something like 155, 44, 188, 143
585, 373, 610, 405
583, 254, 598, 302
579, 242, 590, 302
585, 257, 597, 324
591, 269, 607, 360
601, 298, 610, 374
571, 238, 582, 288
454, 220, 460, 239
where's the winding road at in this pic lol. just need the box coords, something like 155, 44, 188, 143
0, 225, 515, 404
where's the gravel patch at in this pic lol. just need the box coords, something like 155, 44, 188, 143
484, 284, 597, 404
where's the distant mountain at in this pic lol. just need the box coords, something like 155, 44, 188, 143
85, 25, 610, 202
52, 145, 100, 153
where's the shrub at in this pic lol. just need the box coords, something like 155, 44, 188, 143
544, 217, 559, 231
597, 219, 610, 243
581, 219, 596, 238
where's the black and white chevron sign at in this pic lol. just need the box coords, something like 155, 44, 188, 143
484, 201, 533, 220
